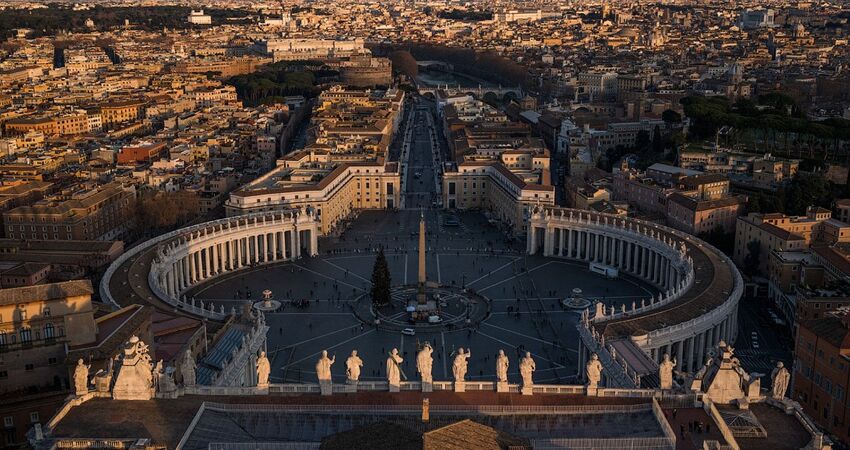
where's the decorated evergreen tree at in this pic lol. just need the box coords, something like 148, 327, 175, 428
371, 248, 392, 306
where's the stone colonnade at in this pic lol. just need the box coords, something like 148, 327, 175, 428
527, 207, 742, 385
150, 210, 320, 305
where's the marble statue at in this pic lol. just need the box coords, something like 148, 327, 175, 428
386, 348, 404, 386
112, 335, 154, 400
452, 348, 471, 381
256, 351, 271, 387
156, 363, 177, 394
417, 342, 434, 383
659, 353, 677, 390
586, 353, 603, 388
695, 356, 713, 380
180, 350, 196, 387
73, 359, 90, 396
771, 362, 790, 399
315, 350, 335, 383
152, 360, 164, 390
345, 350, 363, 383
519, 352, 536, 387
496, 349, 509, 383
701, 341, 761, 404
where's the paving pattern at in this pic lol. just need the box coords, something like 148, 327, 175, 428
192, 209, 655, 385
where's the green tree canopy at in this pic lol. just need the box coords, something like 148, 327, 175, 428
371, 247, 392, 307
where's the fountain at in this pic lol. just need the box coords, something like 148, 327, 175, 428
563, 287, 591, 309
253, 289, 281, 312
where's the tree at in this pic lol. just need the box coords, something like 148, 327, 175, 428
784, 173, 830, 216
652, 125, 664, 154
661, 109, 682, 126
698, 225, 733, 256
388, 50, 418, 78
634, 130, 651, 152
371, 247, 392, 307
743, 240, 762, 277
134, 190, 200, 236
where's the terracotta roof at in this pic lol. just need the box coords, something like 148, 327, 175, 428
594, 220, 737, 337
0, 279, 92, 306
667, 193, 746, 212
811, 245, 850, 277
0, 262, 49, 277
423, 419, 529, 450
322, 421, 421, 450
756, 221, 804, 242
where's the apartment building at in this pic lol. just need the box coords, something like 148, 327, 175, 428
793, 308, 850, 444
5, 112, 90, 137
225, 156, 400, 234
98, 99, 146, 129
3, 182, 135, 241
0, 280, 96, 394
835, 199, 850, 224
734, 207, 850, 276
257, 38, 367, 61
443, 160, 555, 235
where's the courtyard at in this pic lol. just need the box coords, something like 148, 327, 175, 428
190, 209, 655, 385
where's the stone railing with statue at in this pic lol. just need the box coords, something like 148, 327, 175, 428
46, 337, 830, 450
536, 205, 743, 391
577, 321, 645, 388
101, 209, 320, 321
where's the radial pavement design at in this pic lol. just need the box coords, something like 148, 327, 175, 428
189, 210, 656, 386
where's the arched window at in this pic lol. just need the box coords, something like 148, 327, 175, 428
20, 327, 31, 343
0, 331, 6, 346
44, 323, 54, 339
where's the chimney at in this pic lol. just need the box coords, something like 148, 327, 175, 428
422, 398, 430, 423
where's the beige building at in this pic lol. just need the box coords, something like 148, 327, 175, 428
99, 99, 146, 129
834, 199, 850, 223
666, 193, 746, 235
225, 156, 400, 235
0, 280, 96, 394
4, 182, 135, 241
752, 154, 799, 187
443, 160, 555, 235
734, 207, 850, 276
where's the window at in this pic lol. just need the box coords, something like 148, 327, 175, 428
42, 307, 50, 317
24, 364, 33, 371
3, 417, 12, 427
47, 357, 57, 365
43, 323, 54, 339
20, 328, 31, 343
29, 412, 38, 423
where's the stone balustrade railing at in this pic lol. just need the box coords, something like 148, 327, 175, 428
544, 207, 742, 385
529, 208, 696, 323
214, 320, 269, 387
578, 323, 643, 388
101, 210, 320, 321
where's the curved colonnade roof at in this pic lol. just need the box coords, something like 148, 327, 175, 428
593, 222, 736, 339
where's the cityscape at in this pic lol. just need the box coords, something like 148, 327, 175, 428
0, 0, 848, 449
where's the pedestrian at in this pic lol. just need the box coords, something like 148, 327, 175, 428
672, 409, 677, 419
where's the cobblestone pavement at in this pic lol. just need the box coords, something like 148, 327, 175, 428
193, 209, 655, 385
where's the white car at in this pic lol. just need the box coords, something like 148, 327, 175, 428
402, 328, 416, 336
428, 315, 442, 324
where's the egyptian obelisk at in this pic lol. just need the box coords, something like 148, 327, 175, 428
417, 211, 427, 304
